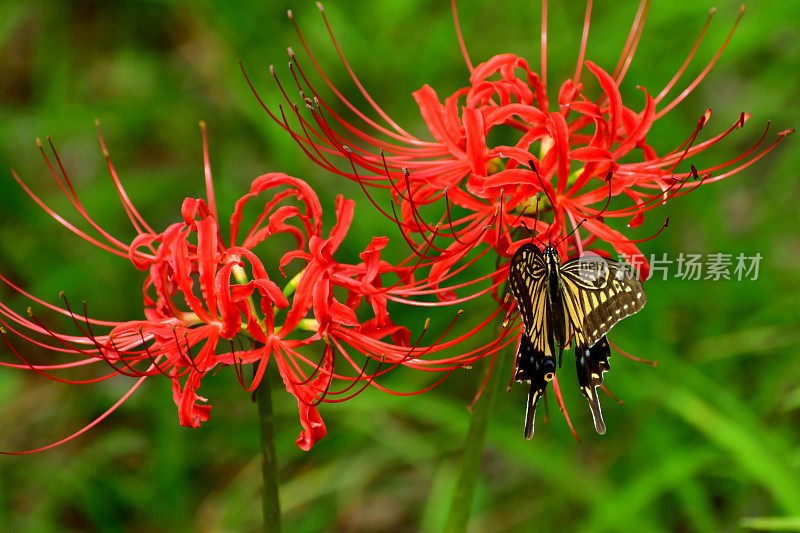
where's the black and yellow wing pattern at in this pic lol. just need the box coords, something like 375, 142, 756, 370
559, 256, 646, 348
507, 244, 556, 439
509, 245, 646, 437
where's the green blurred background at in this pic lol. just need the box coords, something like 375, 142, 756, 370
1, 1, 799, 531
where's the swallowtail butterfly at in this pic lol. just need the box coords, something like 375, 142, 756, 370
508, 244, 646, 438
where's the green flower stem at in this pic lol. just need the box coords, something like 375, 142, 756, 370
444, 347, 511, 533
254, 363, 281, 533
234, 263, 292, 531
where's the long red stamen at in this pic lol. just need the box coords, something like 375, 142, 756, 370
573, 0, 593, 85
198, 121, 218, 222
315, 2, 416, 139
39, 138, 133, 254
654, 8, 716, 104
656, 4, 745, 119
540, 0, 549, 93
608, 338, 658, 366
451, 0, 474, 72
94, 121, 156, 235
0, 375, 149, 455
0, 328, 117, 384
10, 170, 131, 259
550, 375, 580, 441
600, 384, 624, 405
467, 350, 498, 412
613, 0, 650, 85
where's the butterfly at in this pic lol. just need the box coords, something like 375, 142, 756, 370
508, 243, 646, 438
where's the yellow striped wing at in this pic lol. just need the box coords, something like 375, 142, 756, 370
559, 254, 646, 349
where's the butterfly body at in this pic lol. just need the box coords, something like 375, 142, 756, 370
508, 244, 646, 438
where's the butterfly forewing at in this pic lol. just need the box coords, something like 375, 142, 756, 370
560, 255, 646, 348
508, 244, 549, 353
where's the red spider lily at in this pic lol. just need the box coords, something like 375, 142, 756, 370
0, 122, 479, 452
251, 0, 791, 281
241, 0, 791, 437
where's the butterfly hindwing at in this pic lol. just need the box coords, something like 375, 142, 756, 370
516, 335, 556, 439
575, 335, 611, 434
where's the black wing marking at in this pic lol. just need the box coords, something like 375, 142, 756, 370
559, 255, 646, 348
575, 335, 611, 434
508, 243, 556, 439
516, 335, 556, 439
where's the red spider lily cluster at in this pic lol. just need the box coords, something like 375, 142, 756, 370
259, 0, 790, 281
0, 123, 512, 453
1, 0, 791, 451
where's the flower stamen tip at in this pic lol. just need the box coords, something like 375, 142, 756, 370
35, 137, 42, 148
287, 9, 293, 19
287, 47, 295, 59
26, 307, 33, 318
779, 128, 795, 136
198, 120, 207, 130
316, 1, 324, 13
738, 112, 750, 127
699, 109, 712, 127
269, 64, 275, 76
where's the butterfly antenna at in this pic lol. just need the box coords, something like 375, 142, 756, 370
528, 160, 559, 246
520, 219, 546, 248
555, 172, 612, 250
532, 193, 546, 247
555, 217, 587, 248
